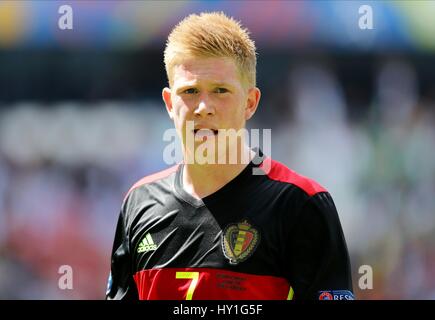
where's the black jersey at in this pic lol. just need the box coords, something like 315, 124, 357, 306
106, 149, 353, 300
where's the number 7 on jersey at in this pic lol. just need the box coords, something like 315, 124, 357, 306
175, 271, 199, 300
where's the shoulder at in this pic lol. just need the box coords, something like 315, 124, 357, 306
259, 157, 327, 197
259, 159, 343, 238
123, 164, 180, 202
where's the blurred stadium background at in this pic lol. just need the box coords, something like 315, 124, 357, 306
0, 0, 435, 299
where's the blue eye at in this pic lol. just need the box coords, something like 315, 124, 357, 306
215, 88, 228, 93
184, 88, 198, 94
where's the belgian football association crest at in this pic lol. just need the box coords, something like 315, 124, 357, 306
222, 219, 260, 265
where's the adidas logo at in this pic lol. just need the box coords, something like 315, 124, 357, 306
137, 233, 157, 253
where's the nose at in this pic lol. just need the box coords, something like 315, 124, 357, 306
194, 94, 215, 117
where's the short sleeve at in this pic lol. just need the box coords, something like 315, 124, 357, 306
285, 192, 354, 300
106, 200, 139, 300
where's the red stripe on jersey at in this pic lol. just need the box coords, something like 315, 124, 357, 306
133, 268, 291, 300
124, 164, 180, 201
260, 157, 326, 196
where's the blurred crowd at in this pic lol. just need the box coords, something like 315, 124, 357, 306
0, 57, 434, 299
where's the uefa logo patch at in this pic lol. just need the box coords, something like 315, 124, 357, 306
319, 291, 334, 300
318, 290, 355, 300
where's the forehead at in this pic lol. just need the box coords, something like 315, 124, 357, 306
172, 56, 242, 87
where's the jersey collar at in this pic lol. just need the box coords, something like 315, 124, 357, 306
173, 148, 265, 207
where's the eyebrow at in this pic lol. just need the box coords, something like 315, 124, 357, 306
175, 82, 233, 92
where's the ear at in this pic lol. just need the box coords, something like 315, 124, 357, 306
162, 87, 174, 120
245, 87, 261, 120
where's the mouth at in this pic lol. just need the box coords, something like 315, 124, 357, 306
193, 128, 219, 141
193, 128, 219, 135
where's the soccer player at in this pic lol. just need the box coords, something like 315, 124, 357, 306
106, 12, 354, 300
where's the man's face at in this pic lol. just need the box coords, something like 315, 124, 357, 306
162, 56, 260, 161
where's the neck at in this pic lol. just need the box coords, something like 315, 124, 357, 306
182, 146, 255, 199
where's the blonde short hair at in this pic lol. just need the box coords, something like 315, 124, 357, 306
164, 12, 257, 88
